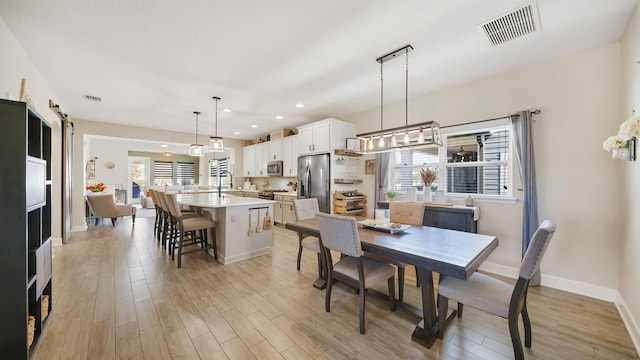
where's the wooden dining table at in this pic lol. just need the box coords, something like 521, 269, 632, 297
285, 218, 498, 348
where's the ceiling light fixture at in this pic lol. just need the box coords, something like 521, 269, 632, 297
163, 151, 172, 157
356, 44, 442, 154
275, 115, 283, 120
209, 96, 224, 152
188, 111, 205, 157
251, 124, 258, 128
160, 144, 168, 148
295, 103, 304, 108
223, 108, 232, 113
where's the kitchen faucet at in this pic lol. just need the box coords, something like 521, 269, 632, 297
217, 170, 233, 197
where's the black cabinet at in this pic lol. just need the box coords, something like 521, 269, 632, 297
422, 205, 477, 233
0, 99, 53, 358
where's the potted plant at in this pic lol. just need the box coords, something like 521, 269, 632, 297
385, 190, 397, 201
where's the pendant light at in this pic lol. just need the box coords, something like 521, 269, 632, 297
189, 111, 204, 157
356, 45, 442, 154
209, 96, 224, 152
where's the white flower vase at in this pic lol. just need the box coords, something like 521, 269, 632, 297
424, 189, 433, 203
612, 147, 630, 160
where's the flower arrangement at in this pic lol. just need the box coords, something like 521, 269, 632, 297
603, 115, 640, 152
86, 182, 106, 192
419, 167, 438, 188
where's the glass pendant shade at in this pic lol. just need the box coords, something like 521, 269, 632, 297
209, 136, 224, 152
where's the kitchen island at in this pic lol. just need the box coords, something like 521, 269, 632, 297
176, 193, 275, 264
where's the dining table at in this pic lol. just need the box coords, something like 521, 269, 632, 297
285, 218, 498, 348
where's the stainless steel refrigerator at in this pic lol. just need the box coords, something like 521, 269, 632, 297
297, 154, 330, 213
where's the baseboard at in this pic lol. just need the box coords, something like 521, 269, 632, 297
72, 225, 87, 232
615, 292, 640, 357
480, 261, 617, 301
52, 237, 63, 246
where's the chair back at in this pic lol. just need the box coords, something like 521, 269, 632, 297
153, 190, 167, 211
164, 193, 183, 218
147, 189, 158, 206
519, 219, 556, 280
316, 213, 361, 258
389, 202, 424, 226
86, 194, 119, 217
293, 198, 320, 221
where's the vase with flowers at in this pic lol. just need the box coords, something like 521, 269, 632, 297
86, 182, 106, 193
419, 167, 438, 203
603, 115, 640, 160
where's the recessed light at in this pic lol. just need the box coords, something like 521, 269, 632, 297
275, 115, 283, 120
83, 94, 102, 102
223, 108, 232, 113
251, 125, 258, 128
295, 103, 304, 108
233, 131, 240, 135
161, 144, 168, 148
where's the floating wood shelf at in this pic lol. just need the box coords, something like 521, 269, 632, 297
334, 178, 363, 184
334, 149, 362, 157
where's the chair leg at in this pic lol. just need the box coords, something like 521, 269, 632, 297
296, 238, 303, 271
415, 266, 421, 287
316, 252, 322, 278
457, 302, 464, 317
95, 218, 99, 226
132, 214, 136, 223
177, 232, 184, 268
437, 294, 447, 339
358, 280, 366, 334
111, 217, 117, 226
397, 266, 405, 303
508, 314, 525, 360
211, 228, 218, 260
522, 303, 532, 348
387, 277, 396, 312
325, 271, 333, 313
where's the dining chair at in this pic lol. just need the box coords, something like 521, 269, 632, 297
148, 189, 163, 241
316, 212, 396, 334
163, 193, 217, 268
437, 219, 556, 360
292, 198, 322, 277
86, 193, 136, 226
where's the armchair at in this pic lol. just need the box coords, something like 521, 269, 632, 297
86, 193, 136, 226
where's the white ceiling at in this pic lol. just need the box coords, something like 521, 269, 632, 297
1, 0, 637, 142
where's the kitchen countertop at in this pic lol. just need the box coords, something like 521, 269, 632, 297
176, 193, 274, 208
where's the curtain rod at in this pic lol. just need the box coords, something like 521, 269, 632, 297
438, 109, 540, 129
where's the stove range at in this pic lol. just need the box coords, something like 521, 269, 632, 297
257, 189, 290, 200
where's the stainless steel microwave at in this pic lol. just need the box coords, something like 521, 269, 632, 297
267, 160, 283, 176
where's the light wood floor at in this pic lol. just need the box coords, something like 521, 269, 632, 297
33, 216, 639, 359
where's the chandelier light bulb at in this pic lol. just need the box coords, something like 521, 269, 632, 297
378, 136, 385, 148
418, 127, 425, 143
368, 137, 374, 150
403, 130, 411, 144
391, 133, 398, 146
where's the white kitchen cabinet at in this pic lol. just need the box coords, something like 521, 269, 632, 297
297, 118, 354, 155
243, 145, 256, 177
274, 194, 284, 223
269, 139, 283, 161
255, 142, 270, 176
282, 195, 297, 223
282, 135, 299, 177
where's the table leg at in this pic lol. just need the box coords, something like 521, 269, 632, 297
411, 267, 437, 348
313, 241, 329, 290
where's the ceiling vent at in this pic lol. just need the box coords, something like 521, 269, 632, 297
83, 94, 102, 102
479, 2, 540, 46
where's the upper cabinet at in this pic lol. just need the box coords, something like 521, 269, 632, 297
255, 142, 270, 177
282, 135, 299, 177
269, 139, 283, 161
243, 145, 256, 177
297, 118, 355, 155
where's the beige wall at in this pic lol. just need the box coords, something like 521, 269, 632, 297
0, 17, 63, 242
346, 43, 625, 295
620, 2, 640, 351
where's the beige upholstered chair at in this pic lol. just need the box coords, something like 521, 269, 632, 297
292, 198, 322, 276
437, 220, 557, 360
316, 212, 396, 334
86, 193, 136, 226
163, 193, 216, 268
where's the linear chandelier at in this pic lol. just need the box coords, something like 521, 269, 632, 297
356, 45, 442, 154
209, 96, 224, 152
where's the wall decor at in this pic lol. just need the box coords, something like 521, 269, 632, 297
105, 161, 115, 169
86, 159, 96, 179
365, 159, 376, 174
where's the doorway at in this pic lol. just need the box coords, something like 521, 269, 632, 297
128, 156, 149, 204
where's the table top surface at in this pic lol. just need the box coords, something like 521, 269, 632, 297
286, 218, 498, 280
176, 193, 275, 208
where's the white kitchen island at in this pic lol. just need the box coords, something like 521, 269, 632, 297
176, 193, 275, 265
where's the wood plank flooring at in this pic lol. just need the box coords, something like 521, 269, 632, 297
32, 216, 639, 359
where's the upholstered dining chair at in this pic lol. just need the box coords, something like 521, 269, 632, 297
316, 212, 396, 334
437, 219, 557, 360
86, 193, 136, 226
292, 198, 322, 276
163, 193, 217, 268
147, 189, 162, 241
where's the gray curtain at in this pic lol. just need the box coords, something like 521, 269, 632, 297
375, 153, 391, 204
511, 110, 540, 285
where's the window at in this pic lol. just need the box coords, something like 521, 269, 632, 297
210, 158, 231, 187
388, 120, 512, 198
153, 161, 173, 186
176, 162, 195, 185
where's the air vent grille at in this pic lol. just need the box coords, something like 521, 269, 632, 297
480, 2, 540, 46
83, 95, 102, 102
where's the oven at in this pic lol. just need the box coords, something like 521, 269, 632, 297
258, 189, 289, 200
